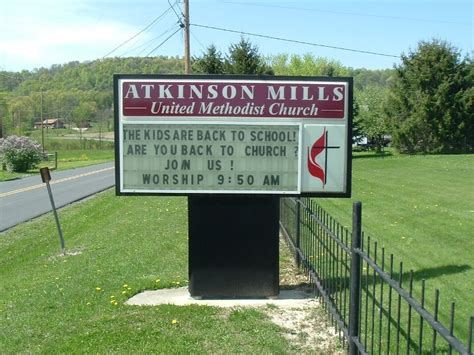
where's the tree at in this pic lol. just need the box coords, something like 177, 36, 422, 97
356, 86, 389, 151
8, 96, 34, 135
0, 93, 8, 138
193, 38, 273, 75
225, 38, 273, 75
269, 53, 365, 144
385, 39, 473, 153
270, 53, 348, 77
349, 68, 395, 91
72, 101, 97, 147
192, 45, 224, 74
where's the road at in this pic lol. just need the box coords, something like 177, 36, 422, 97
0, 162, 115, 232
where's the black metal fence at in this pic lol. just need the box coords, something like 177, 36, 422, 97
280, 197, 473, 355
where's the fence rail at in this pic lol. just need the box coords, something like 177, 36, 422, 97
279, 197, 473, 355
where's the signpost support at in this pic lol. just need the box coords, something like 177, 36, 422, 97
40, 167, 66, 255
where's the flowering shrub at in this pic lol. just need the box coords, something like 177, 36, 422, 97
0, 135, 46, 172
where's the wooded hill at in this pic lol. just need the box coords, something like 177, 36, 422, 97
0, 55, 393, 137
0, 56, 185, 93
0, 56, 184, 135
1, 55, 393, 94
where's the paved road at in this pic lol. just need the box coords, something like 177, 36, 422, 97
0, 162, 115, 232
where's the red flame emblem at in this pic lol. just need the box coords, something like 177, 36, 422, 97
307, 128, 326, 185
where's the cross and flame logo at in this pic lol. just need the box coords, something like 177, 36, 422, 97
307, 128, 340, 187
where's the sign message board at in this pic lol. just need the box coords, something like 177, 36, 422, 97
114, 75, 352, 196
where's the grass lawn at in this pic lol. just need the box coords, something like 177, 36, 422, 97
317, 151, 474, 345
52, 148, 114, 169
0, 138, 114, 181
1, 145, 472, 350
0, 192, 301, 353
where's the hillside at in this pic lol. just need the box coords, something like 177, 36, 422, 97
0, 55, 394, 137
0, 56, 184, 94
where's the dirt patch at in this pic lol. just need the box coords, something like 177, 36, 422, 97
265, 303, 343, 354
279, 235, 311, 289
269, 236, 344, 353
266, 305, 343, 354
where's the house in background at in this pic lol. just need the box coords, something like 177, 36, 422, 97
34, 119, 65, 129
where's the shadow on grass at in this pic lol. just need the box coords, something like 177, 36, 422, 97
290, 260, 471, 297
281, 265, 468, 292
298, 263, 472, 353
402, 264, 471, 282
314, 263, 472, 290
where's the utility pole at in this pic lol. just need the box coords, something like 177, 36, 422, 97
41, 91, 45, 152
183, 0, 191, 74
0, 96, 4, 138
17, 111, 21, 135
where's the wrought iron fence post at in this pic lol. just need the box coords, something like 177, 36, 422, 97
349, 201, 362, 355
295, 197, 301, 268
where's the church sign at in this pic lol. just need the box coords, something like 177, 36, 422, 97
114, 75, 352, 197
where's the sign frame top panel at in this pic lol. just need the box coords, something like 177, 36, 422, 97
117, 74, 351, 122
114, 74, 353, 197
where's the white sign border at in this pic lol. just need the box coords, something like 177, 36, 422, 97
119, 120, 303, 195
114, 74, 352, 197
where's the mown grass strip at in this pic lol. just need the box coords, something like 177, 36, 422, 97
0, 192, 293, 353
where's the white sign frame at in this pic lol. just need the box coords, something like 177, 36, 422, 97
114, 74, 352, 197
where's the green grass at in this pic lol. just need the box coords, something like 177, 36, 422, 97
0, 170, 22, 181
317, 152, 474, 345
2, 148, 472, 351
52, 148, 114, 169
27, 127, 114, 138
0, 138, 114, 181
0, 192, 294, 353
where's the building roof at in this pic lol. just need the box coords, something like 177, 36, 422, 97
43, 119, 62, 124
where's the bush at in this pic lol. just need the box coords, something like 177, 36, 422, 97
0, 135, 46, 172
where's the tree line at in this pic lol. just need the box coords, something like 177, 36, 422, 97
0, 56, 185, 137
0, 38, 472, 153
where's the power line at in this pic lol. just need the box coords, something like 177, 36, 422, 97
145, 27, 182, 57
192, 23, 399, 58
137, 25, 180, 56
168, 0, 183, 24
103, 6, 174, 58
190, 29, 207, 52
119, 24, 178, 57
223, 1, 471, 26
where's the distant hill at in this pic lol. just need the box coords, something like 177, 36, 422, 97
0, 56, 186, 136
0, 56, 184, 94
0, 55, 394, 136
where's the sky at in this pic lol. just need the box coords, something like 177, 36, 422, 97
0, 0, 472, 72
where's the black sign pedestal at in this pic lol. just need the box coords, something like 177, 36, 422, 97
188, 195, 280, 298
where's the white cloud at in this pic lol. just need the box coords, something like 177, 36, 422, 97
0, 1, 144, 70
